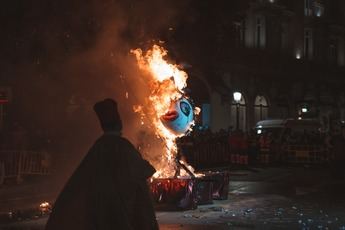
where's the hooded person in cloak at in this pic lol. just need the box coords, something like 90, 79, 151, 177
45, 98, 159, 230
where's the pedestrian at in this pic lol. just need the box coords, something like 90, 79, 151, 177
45, 98, 159, 230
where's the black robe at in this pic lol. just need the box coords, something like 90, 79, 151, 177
45, 133, 159, 230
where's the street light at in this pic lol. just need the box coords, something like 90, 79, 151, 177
233, 92, 242, 130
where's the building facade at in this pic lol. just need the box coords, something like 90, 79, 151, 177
180, 0, 345, 132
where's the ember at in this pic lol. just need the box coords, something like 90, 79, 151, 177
39, 201, 51, 213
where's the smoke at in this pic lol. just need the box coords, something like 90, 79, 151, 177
1, 0, 191, 184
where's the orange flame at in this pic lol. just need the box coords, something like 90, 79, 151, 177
131, 45, 196, 178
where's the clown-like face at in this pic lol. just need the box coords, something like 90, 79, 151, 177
161, 98, 194, 135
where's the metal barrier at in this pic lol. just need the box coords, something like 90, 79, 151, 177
184, 141, 330, 168
191, 142, 231, 168
259, 147, 271, 164
0, 151, 50, 184
189, 142, 249, 169
281, 145, 329, 164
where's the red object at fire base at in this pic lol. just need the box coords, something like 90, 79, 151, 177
149, 178, 198, 210
149, 171, 230, 210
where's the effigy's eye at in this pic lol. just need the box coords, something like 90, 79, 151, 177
180, 101, 191, 116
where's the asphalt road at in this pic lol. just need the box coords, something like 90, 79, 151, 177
1, 166, 345, 230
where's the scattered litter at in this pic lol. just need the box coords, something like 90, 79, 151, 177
244, 208, 253, 213
275, 212, 282, 217
183, 213, 206, 219
210, 206, 224, 212
183, 214, 192, 218
292, 206, 298, 210
199, 208, 208, 213
307, 218, 313, 223
275, 208, 284, 217
192, 214, 203, 219
298, 220, 303, 224
301, 227, 310, 230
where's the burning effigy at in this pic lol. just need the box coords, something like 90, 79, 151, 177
131, 45, 228, 210
131, 44, 198, 179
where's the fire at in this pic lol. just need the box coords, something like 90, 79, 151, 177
39, 201, 51, 213
131, 45, 197, 178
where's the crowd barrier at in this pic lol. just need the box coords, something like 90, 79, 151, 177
259, 147, 270, 164
183, 141, 331, 169
281, 145, 329, 164
187, 142, 249, 169
0, 151, 50, 184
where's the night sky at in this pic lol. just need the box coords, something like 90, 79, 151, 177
0, 0, 209, 176
0, 0, 189, 130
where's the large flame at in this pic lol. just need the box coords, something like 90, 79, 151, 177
131, 45, 196, 178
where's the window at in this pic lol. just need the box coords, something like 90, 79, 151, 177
256, 17, 262, 48
314, 2, 324, 17
254, 96, 269, 123
240, 19, 246, 46
230, 94, 247, 131
0, 88, 11, 130
304, 0, 313, 16
234, 20, 245, 47
328, 38, 338, 63
304, 28, 313, 59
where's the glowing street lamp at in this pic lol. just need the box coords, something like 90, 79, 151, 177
295, 50, 302, 60
233, 92, 242, 102
233, 92, 242, 130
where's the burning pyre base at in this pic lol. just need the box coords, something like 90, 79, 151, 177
149, 171, 229, 210
149, 178, 197, 210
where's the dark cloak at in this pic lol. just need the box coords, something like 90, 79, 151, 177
45, 133, 159, 230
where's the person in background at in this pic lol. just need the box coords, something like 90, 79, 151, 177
45, 98, 158, 230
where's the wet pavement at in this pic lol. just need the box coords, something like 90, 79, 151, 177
1, 166, 345, 229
